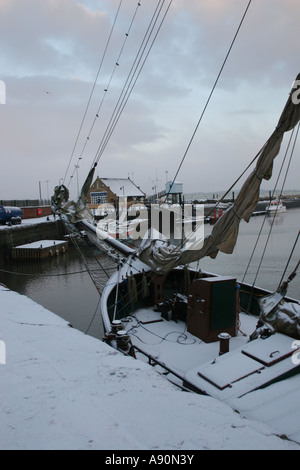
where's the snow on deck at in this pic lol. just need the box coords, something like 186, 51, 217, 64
125, 308, 257, 378
0, 286, 299, 450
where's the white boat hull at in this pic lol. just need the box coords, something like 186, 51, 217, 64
266, 201, 287, 214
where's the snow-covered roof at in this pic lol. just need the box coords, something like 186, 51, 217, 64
100, 178, 145, 198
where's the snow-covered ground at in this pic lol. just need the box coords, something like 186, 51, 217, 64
0, 216, 53, 230
0, 285, 299, 451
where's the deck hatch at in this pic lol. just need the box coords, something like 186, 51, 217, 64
197, 354, 264, 390
242, 333, 299, 366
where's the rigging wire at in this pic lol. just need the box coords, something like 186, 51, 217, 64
91, 0, 173, 168
63, 221, 114, 296
63, 0, 124, 186
164, 0, 253, 201
140, 0, 258, 281
0, 267, 109, 277
277, 231, 300, 290
64, 0, 173, 188
85, 294, 102, 335
242, 126, 298, 283
169, 138, 269, 256
66, 0, 142, 189
248, 122, 300, 288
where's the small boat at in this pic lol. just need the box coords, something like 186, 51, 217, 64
266, 199, 287, 214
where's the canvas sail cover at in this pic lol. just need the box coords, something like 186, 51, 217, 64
138, 75, 300, 274
249, 291, 300, 340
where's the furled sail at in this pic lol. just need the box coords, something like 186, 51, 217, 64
138, 74, 300, 274
250, 287, 300, 340
51, 163, 97, 224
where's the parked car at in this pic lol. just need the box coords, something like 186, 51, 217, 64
0, 205, 22, 225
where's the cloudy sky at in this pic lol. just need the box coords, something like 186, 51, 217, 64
0, 0, 299, 200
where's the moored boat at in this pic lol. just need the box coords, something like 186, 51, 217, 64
52, 73, 300, 402
50, 13, 300, 437
266, 200, 287, 214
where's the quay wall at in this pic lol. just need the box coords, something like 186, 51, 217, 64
21, 206, 52, 220
0, 220, 66, 265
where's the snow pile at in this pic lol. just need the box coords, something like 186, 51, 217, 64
0, 286, 298, 450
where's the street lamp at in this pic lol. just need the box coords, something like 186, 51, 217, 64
75, 165, 80, 198
45, 180, 49, 201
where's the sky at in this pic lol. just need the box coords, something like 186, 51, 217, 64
0, 0, 300, 200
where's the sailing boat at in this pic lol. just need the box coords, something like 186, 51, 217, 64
51, 74, 300, 441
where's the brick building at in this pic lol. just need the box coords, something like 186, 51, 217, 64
86, 177, 145, 215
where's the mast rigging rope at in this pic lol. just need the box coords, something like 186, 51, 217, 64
64, 0, 173, 187
243, 122, 300, 288
63, 0, 124, 186
242, 124, 298, 283
164, 0, 253, 201
66, 0, 142, 188
278, 231, 300, 290
91, 0, 173, 169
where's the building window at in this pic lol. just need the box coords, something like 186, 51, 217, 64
91, 191, 107, 205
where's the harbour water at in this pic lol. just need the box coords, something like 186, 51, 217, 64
196, 207, 300, 300
0, 244, 115, 340
0, 207, 299, 340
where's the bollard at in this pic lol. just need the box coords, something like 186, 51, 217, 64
111, 320, 124, 334
116, 330, 131, 352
